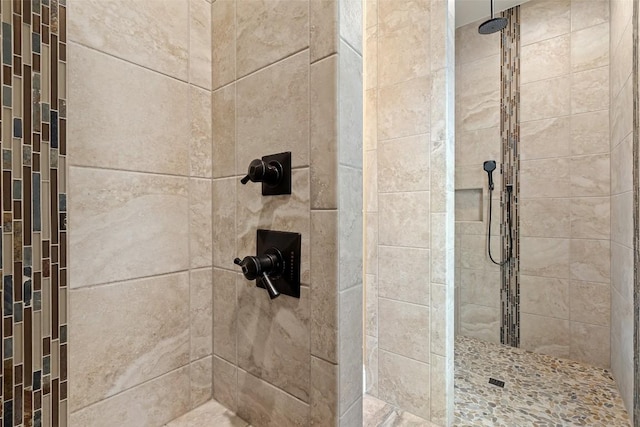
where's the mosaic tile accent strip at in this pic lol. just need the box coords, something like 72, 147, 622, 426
499, 7, 520, 348
633, 0, 640, 423
455, 336, 631, 426
0, 1, 67, 425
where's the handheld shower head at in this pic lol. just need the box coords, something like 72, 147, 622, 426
483, 160, 497, 190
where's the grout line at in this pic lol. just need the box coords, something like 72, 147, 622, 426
234, 47, 310, 84
70, 270, 192, 291
68, 164, 195, 179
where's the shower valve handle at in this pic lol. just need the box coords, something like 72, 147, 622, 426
241, 159, 282, 186
233, 248, 284, 299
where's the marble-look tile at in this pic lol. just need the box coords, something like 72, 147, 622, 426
521, 34, 570, 84
339, 167, 364, 291
366, 0, 378, 29
460, 304, 500, 344
340, 0, 363, 54
378, 246, 430, 305
365, 335, 379, 396
189, 179, 213, 268
458, 234, 501, 271
213, 269, 237, 363
191, 269, 213, 360
570, 197, 610, 239
570, 280, 610, 326
571, 0, 609, 31
363, 395, 394, 426
520, 237, 570, 279
365, 213, 378, 274
212, 178, 237, 271
378, 76, 431, 140
460, 269, 500, 308
570, 322, 610, 367
237, 284, 310, 402
365, 89, 378, 150
455, 126, 500, 167
236, 0, 309, 77
365, 150, 378, 212
430, 139, 451, 213
520, 158, 571, 198
310, 356, 339, 426
571, 67, 609, 114
213, 355, 239, 412
166, 399, 248, 427
379, 192, 430, 248
68, 0, 189, 79
520, 275, 570, 319
310, 0, 338, 63
310, 210, 339, 363
379, 298, 429, 363
366, 274, 378, 337
340, 397, 364, 426
430, 354, 447, 425
611, 242, 634, 299
190, 86, 213, 178
455, 18, 500, 66
520, 75, 571, 122
339, 42, 364, 168
69, 274, 190, 411
212, 84, 236, 179
454, 190, 482, 222
68, 44, 189, 175
69, 167, 189, 287
520, 117, 570, 160
611, 20, 632, 102
610, 0, 633, 51
611, 133, 633, 194
310, 55, 338, 209
571, 22, 609, 73
237, 369, 310, 427
190, 356, 213, 409
378, 134, 430, 192
456, 55, 500, 132
520, 0, 570, 46
378, 350, 430, 420
70, 367, 191, 427
430, 283, 447, 357
430, 213, 451, 285
236, 51, 309, 172
520, 198, 571, 238
189, 0, 212, 89
570, 110, 610, 156
365, 27, 378, 90
339, 285, 364, 414
612, 192, 634, 249
520, 313, 570, 358
611, 77, 633, 150
570, 239, 610, 283
212, 0, 235, 89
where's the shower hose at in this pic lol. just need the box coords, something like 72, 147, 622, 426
487, 185, 513, 266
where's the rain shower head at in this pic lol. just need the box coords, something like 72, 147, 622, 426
478, 0, 508, 34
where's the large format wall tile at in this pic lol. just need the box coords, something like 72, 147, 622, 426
68, 44, 190, 175
521, 75, 571, 122
310, 356, 339, 426
339, 42, 364, 169
213, 269, 238, 364
70, 367, 191, 427
69, 167, 189, 287
569, 239, 610, 283
366, 274, 378, 337
571, 0, 608, 31
520, 275, 570, 319
571, 22, 609, 73
378, 298, 430, 363
378, 76, 431, 140
570, 322, 610, 367
189, 0, 213, 89
236, 0, 309, 77
519, 117, 570, 160
520, 198, 571, 238
68, 0, 189, 79
190, 356, 213, 409
190, 269, 213, 361
571, 66, 609, 114
379, 192, 430, 248
212, 0, 236, 89
520, 237, 570, 279
69, 273, 190, 411
310, 0, 338, 62
189, 179, 213, 268
460, 304, 500, 344
190, 86, 213, 178
378, 246, 430, 305
378, 350, 430, 420
213, 356, 239, 412
569, 280, 610, 326
520, 0, 570, 46
339, 166, 363, 291
378, 134, 430, 192
520, 34, 570, 84
570, 197, 610, 239
570, 110, 609, 156
339, 285, 364, 415
213, 178, 237, 271
212, 84, 236, 179
520, 313, 570, 358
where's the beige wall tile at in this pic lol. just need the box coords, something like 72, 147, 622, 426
310, 356, 339, 426
520, 117, 570, 160
365, 213, 378, 274
213, 269, 237, 363
520, 158, 571, 198
612, 192, 634, 249
611, 133, 633, 194
366, 274, 378, 337
455, 126, 500, 166
212, 178, 237, 271
520, 237, 570, 278
236, 0, 309, 77
520, 275, 570, 318
611, 77, 634, 149
520, 313, 570, 358
190, 269, 213, 360
570, 110, 610, 156
213, 355, 238, 412
339, 167, 363, 290
311, 56, 338, 209
190, 86, 213, 178
339, 285, 364, 414
69, 273, 190, 411
570, 153, 610, 197
569, 239, 610, 283
611, 20, 632, 101
70, 367, 190, 427
520, 0, 570, 46
365, 336, 379, 396
68, 0, 189, 79
455, 18, 500, 66
236, 51, 310, 172
521, 34, 570, 84
570, 322, 610, 367
340, 397, 364, 426
378, 134, 430, 192
365, 150, 378, 212
237, 369, 310, 427
455, 189, 482, 222
378, 76, 431, 140
571, 66, 609, 114
366, 0, 378, 28
571, 0, 609, 31
520, 198, 571, 238
378, 246, 430, 305
456, 55, 500, 132
458, 234, 501, 271
430, 283, 448, 357
190, 356, 213, 408
237, 285, 310, 402
190, 179, 213, 268
430, 354, 448, 425
310, 0, 338, 63
460, 304, 500, 344
340, 0, 364, 54
460, 269, 500, 308
212, 0, 236, 89
68, 44, 190, 175
611, 242, 634, 300
365, 27, 378, 90
69, 167, 189, 287
378, 350, 431, 420
569, 281, 610, 326
364, 89, 378, 150
379, 192, 430, 248
571, 22, 609, 73
570, 197, 610, 239
339, 43, 364, 168
521, 75, 571, 122
310, 210, 339, 363
379, 298, 430, 362
610, 0, 633, 51
212, 84, 236, 179
189, 0, 212, 89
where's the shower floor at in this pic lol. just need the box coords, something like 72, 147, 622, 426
455, 336, 631, 426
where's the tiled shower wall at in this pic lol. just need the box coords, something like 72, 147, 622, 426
610, 0, 635, 418
363, 0, 455, 424
454, 0, 613, 369
210, 0, 364, 425
0, 0, 68, 425
67, 0, 214, 425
